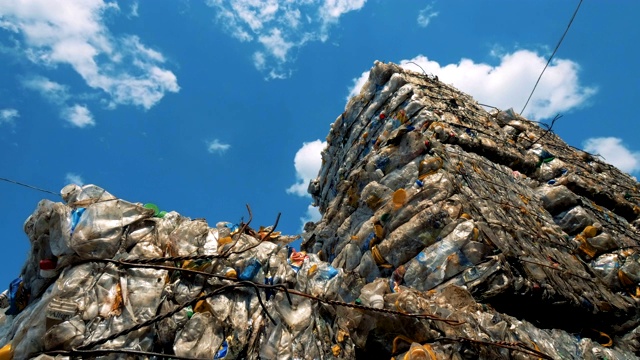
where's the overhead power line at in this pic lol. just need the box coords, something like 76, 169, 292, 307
0, 177, 59, 196
521, 0, 584, 116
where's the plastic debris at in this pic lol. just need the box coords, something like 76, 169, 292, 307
2, 61, 640, 359
392, 188, 407, 209
303, 61, 640, 358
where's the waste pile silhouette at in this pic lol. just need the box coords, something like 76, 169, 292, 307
1, 61, 639, 359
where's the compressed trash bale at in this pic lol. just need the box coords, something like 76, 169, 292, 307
536, 184, 580, 215
3, 60, 640, 359
403, 220, 476, 291
305, 60, 640, 356
554, 206, 595, 235
1, 184, 372, 360
173, 312, 223, 358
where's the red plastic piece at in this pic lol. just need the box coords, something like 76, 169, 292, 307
39, 259, 57, 270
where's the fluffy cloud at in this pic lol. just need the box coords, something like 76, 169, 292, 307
207, 0, 367, 79
347, 50, 596, 120
319, 0, 367, 25
300, 204, 321, 229
62, 104, 95, 128
65, 172, 85, 185
22, 76, 98, 127
287, 139, 326, 197
417, 4, 438, 27
347, 69, 369, 100
0, 108, 19, 125
258, 28, 294, 62
207, 139, 231, 154
129, 1, 139, 18
0, 0, 179, 110
583, 137, 640, 174
22, 76, 70, 104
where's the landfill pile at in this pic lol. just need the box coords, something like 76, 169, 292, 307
0, 184, 372, 359
304, 61, 640, 358
0, 62, 639, 360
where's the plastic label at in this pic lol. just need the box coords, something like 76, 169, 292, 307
214, 340, 228, 359
70, 207, 86, 235
47, 298, 78, 321
5, 278, 28, 316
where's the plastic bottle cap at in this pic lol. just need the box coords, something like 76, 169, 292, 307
392, 189, 407, 209
582, 225, 598, 238
39, 259, 56, 270
369, 294, 384, 309
332, 344, 341, 356
40, 269, 57, 279
144, 203, 160, 216
374, 224, 384, 239
225, 268, 237, 278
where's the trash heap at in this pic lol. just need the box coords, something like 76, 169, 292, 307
304, 61, 640, 358
0, 61, 639, 360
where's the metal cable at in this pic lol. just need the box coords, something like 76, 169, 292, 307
520, 0, 584, 115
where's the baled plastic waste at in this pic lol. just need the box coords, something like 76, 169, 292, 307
2, 60, 640, 359
304, 61, 640, 357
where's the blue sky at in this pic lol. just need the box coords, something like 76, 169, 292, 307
1, 0, 639, 289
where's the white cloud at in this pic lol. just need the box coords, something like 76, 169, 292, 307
287, 139, 326, 197
62, 104, 95, 128
23, 77, 98, 126
347, 69, 369, 100
300, 204, 321, 229
347, 50, 596, 120
583, 137, 640, 174
319, 0, 367, 23
207, 0, 367, 79
258, 28, 294, 61
22, 76, 70, 104
253, 51, 266, 70
417, 4, 438, 27
0, 0, 179, 109
0, 108, 19, 125
65, 172, 85, 185
207, 139, 231, 154
129, 1, 139, 17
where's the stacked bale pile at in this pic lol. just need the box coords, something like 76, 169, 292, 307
1, 61, 639, 359
305, 61, 640, 357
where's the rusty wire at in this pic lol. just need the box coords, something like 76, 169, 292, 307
75, 282, 241, 350
228, 213, 281, 255
517, 256, 593, 281
220, 204, 254, 257
388, 334, 554, 359
84, 257, 461, 326
58, 196, 463, 358
434, 336, 554, 360
527, 114, 563, 149
42, 348, 212, 360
